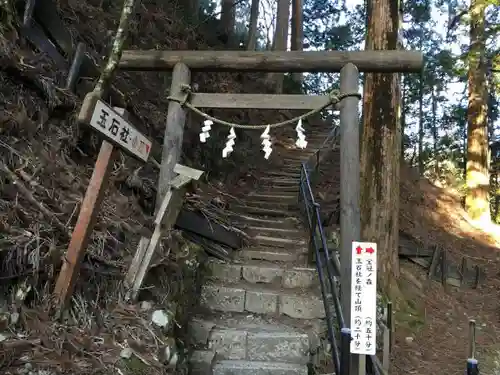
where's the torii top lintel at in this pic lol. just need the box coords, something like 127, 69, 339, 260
118, 50, 423, 73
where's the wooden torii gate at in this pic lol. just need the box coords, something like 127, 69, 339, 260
117, 49, 424, 375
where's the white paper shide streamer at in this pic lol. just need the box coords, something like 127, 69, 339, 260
199, 119, 212, 143
222, 127, 236, 158
260, 125, 272, 159
295, 118, 307, 149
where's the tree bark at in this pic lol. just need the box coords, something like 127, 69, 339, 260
465, 0, 490, 222
220, 0, 236, 47
180, 0, 199, 24
94, 0, 136, 97
418, 67, 424, 175
290, 0, 303, 85
247, 0, 260, 50
401, 76, 406, 159
431, 86, 439, 177
360, 0, 401, 297
271, 0, 290, 93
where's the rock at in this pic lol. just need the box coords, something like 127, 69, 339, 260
405, 336, 414, 344
151, 309, 170, 328
140, 301, 153, 311
120, 347, 133, 359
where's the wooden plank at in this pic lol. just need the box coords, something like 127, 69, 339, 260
34, 0, 74, 56
53, 141, 117, 308
408, 256, 431, 269
189, 93, 332, 110
21, 21, 67, 68
125, 172, 193, 297
175, 209, 243, 249
173, 164, 204, 180
118, 50, 424, 73
125, 237, 148, 288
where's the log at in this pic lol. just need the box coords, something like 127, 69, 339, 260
118, 50, 424, 73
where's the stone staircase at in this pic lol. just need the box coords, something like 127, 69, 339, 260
189, 125, 334, 375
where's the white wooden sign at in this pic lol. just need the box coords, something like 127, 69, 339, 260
88, 99, 152, 162
350, 241, 377, 355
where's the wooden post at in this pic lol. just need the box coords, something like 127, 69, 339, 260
339, 63, 362, 375
157, 63, 191, 206
123, 63, 191, 299
53, 141, 117, 308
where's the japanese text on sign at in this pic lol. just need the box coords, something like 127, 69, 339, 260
350, 241, 377, 355
88, 100, 152, 162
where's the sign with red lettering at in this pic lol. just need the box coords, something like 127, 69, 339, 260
350, 241, 377, 355
88, 100, 152, 162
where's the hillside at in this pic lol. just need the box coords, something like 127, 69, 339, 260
0, 0, 307, 373
312, 150, 500, 374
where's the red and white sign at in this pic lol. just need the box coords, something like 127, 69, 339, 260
88, 100, 152, 162
350, 241, 377, 355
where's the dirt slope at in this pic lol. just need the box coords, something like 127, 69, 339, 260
311, 149, 500, 373
393, 166, 500, 375
0, 0, 311, 373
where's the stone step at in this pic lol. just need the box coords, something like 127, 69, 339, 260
246, 226, 305, 239
230, 214, 301, 229
237, 200, 297, 211
190, 350, 216, 375
207, 259, 318, 289
264, 171, 301, 178
251, 234, 306, 248
213, 360, 308, 375
189, 311, 326, 346
260, 177, 300, 184
189, 314, 311, 363
230, 205, 296, 217
236, 246, 308, 263
281, 159, 308, 165
200, 280, 325, 319
258, 185, 299, 193
246, 193, 297, 202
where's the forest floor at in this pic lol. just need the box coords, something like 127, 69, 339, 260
389, 167, 500, 375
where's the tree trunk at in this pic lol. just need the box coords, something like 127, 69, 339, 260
220, 0, 235, 47
465, 0, 490, 222
181, 0, 199, 24
290, 0, 303, 86
418, 68, 424, 175
360, 0, 401, 298
94, 0, 136, 97
401, 75, 406, 159
247, 0, 260, 50
431, 86, 439, 177
271, 0, 290, 93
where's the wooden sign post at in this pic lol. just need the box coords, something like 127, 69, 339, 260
125, 163, 203, 300
53, 93, 152, 309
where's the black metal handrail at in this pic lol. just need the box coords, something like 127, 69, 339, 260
298, 129, 382, 375
298, 161, 346, 374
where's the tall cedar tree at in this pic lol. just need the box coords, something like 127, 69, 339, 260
465, 0, 490, 222
360, 0, 401, 297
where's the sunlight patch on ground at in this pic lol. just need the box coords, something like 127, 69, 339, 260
465, 216, 500, 247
